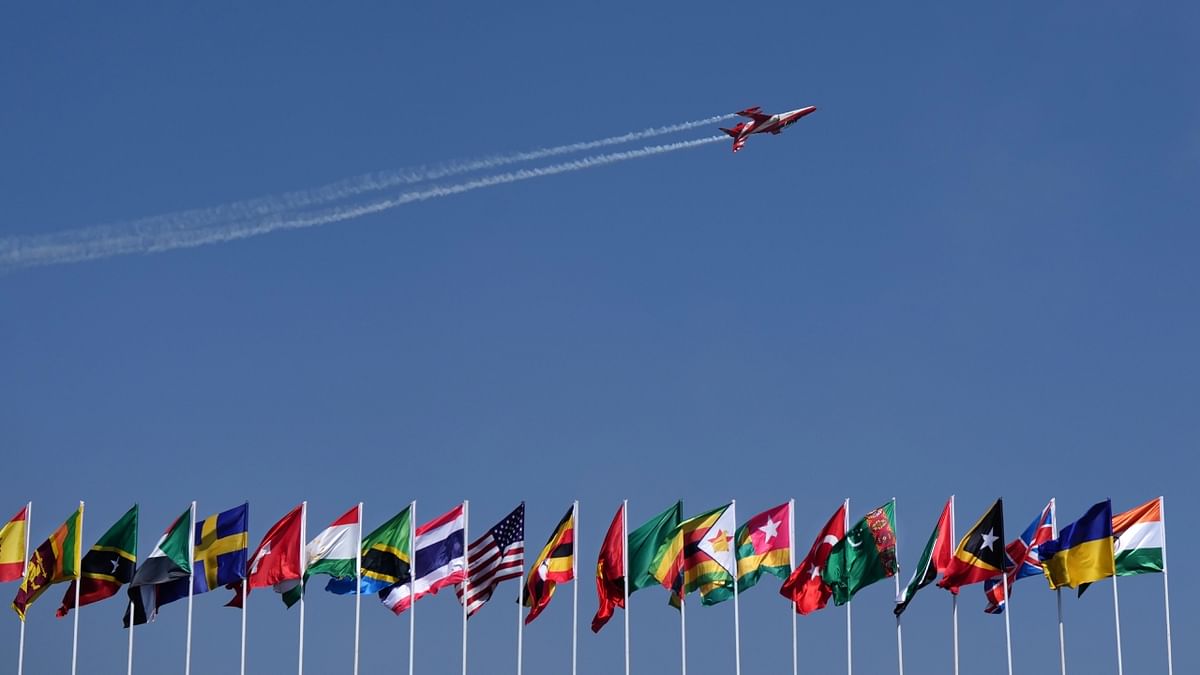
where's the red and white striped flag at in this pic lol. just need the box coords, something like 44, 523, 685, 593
456, 503, 525, 617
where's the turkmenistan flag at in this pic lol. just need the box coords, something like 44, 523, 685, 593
125, 506, 192, 626
650, 503, 736, 606
58, 505, 138, 617
326, 506, 411, 596
1113, 497, 1165, 577
627, 502, 681, 594
894, 498, 952, 616
12, 504, 84, 620
735, 502, 791, 594
280, 505, 361, 607
822, 501, 898, 606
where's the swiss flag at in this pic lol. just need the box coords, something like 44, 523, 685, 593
779, 503, 846, 615
227, 504, 304, 607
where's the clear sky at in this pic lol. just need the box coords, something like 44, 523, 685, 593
2, 2, 1198, 674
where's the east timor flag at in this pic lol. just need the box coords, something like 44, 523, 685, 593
58, 505, 138, 617
938, 499, 1005, 594
1041, 500, 1115, 591
524, 503, 575, 624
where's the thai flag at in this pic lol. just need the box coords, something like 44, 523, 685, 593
983, 501, 1054, 614
380, 504, 466, 615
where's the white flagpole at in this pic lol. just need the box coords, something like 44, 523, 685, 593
354, 502, 363, 675
17, 501, 31, 675
70, 501, 84, 675
679, 582, 687, 675
517, 510, 525, 675
950, 496, 959, 675
1051, 499, 1066, 675
239, 577, 247, 675
788, 499, 797, 675
185, 501, 196, 675
462, 501, 470, 675
622, 500, 630, 675
1001, 557, 1013, 675
891, 498, 903, 675
127, 597, 135, 675
1159, 496, 1173, 675
730, 500, 742, 675
298, 501, 307, 675
844, 498, 852, 675
1111, 562, 1124, 675
409, 501, 417, 675
571, 500, 579, 675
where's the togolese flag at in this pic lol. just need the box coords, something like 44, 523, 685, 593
650, 503, 736, 606
12, 504, 84, 620
0, 505, 30, 584
822, 501, 897, 606
735, 502, 791, 593
58, 505, 138, 617
525, 504, 576, 624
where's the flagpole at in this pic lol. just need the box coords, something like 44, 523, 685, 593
239, 577, 247, 675
571, 500, 579, 675
788, 499, 797, 675
622, 500, 630, 675
185, 500, 196, 675
298, 501, 307, 675
729, 500, 742, 675
408, 501, 417, 675
949, 496, 959, 675
517, 516, 525, 675
1051, 499, 1066, 675
1159, 496, 1173, 675
127, 598, 135, 675
1111, 559, 1124, 675
70, 501, 83, 675
17, 501, 30, 675
844, 498, 852, 675
462, 500, 470, 675
891, 498, 903, 675
1001, 556, 1013, 675
354, 501, 363, 675
679, 584, 687, 675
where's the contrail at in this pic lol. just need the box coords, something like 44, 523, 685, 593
25, 114, 734, 248
1, 135, 724, 270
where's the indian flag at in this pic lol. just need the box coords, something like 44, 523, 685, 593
1112, 497, 1165, 577
280, 505, 361, 607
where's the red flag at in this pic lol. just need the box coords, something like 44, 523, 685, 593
226, 504, 303, 608
591, 503, 625, 633
779, 502, 846, 615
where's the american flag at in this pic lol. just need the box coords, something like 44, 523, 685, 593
457, 503, 525, 617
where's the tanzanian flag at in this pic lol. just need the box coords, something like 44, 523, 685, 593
57, 505, 138, 617
326, 506, 411, 596
12, 505, 83, 620
1041, 500, 1115, 591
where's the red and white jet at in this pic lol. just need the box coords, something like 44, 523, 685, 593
719, 105, 817, 153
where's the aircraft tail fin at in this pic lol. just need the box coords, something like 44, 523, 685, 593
719, 127, 738, 138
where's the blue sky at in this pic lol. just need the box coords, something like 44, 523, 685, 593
2, 2, 1198, 673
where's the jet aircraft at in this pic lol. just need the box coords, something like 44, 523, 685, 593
719, 105, 817, 153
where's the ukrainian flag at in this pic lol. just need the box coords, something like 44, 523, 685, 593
1040, 500, 1115, 590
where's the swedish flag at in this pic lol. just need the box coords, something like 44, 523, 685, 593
1040, 500, 1115, 590
158, 503, 249, 606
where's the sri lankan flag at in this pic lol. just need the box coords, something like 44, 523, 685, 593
524, 504, 575, 624
12, 504, 84, 620
650, 503, 737, 606
58, 505, 138, 617
938, 499, 1005, 594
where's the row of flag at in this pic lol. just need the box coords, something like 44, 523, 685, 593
0, 496, 1168, 631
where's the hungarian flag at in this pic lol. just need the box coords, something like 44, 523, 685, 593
524, 504, 576, 624
591, 503, 625, 633
938, 499, 1005, 594
326, 506, 411, 596
125, 506, 192, 626
12, 504, 83, 620
227, 504, 304, 608
279, 505, 361, 608
649, 503, 737, 606
735, 502, 791, 593
0, 505, 29, 583
58, 505, 138, 617
822, 501, 897, 606
779, 502, 846, 615
895, 498, 953, 616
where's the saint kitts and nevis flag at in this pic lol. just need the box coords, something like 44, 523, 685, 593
593, 501, 681, 633
0, 505, 30, 584
649, 503, 737, 606
822, 501, 898, 606
58, 505, 138, 618
12, 504, 83, 620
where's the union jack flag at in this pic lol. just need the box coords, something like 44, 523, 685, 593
983, 501, 1054, 614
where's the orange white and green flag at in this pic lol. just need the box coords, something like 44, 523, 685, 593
735, 502, 791, 593
0, 505, 30, 583
1113, 497, 1165, 577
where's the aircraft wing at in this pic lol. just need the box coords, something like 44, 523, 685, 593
736, 107, 771, 123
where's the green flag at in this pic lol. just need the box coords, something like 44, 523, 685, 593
627, 501, 681, 594
822, 501, 898, 606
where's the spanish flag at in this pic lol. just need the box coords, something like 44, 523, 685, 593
524, 503, 575, 624
0, 505, 30, 583
1040, 500, 1115, 591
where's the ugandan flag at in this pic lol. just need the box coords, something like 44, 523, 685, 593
58, 505, 138, 617
12, 504, 84, 620
650, 503, 736, 606
938, 499, 1005, 594
524, 504, 575, 624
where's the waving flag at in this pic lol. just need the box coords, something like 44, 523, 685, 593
983, 500, 1053, 613
938, 499, 1005, 593
821, 502, 898, 606
456, 503, 524, 617
525, 504, 576, 623
735, 502, 792, 593
0, 505, 29, 583
227, 504, 303, 609
779, 502, 846, 615
895, 498, 953, 616
58, 505, 138, 617
12, 505, 83, 620
157, 503, 248, 608
381, 504, 466, 615
1040, 500, 1115, 591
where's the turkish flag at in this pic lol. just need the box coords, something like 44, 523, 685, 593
226, 504, 304, 607
779, 503, 846, 615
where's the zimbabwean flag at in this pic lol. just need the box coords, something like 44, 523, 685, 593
58, 505, 138, 618
12, 504, 84, 620
650, 503, 737, 606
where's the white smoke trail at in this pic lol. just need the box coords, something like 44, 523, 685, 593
1, 135, 724, 270
41, 114, 734, 243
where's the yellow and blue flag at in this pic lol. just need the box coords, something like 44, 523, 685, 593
159, 503, 249, 606
1039, 500, 1115, 590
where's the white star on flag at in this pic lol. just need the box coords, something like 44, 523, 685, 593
980, 529, 999, 551
757, 516, 781, 544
